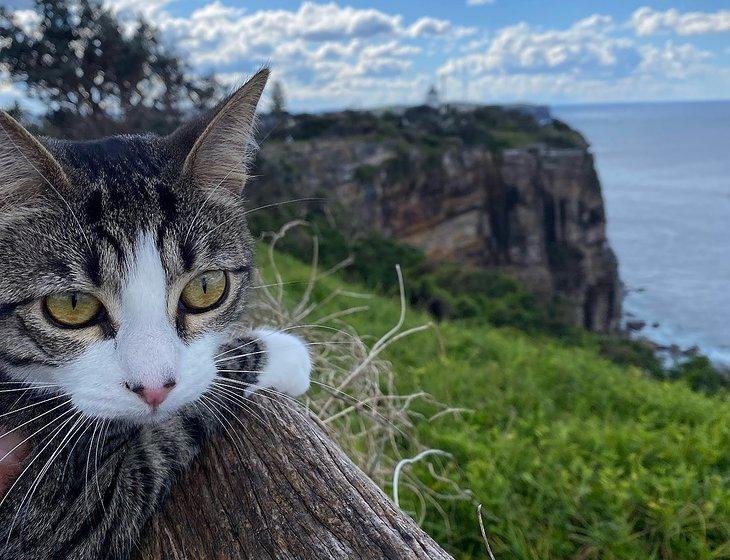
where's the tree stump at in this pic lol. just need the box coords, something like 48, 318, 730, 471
135, 394, 454, 559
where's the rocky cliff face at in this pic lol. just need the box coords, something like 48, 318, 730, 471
251, 107, 621, 332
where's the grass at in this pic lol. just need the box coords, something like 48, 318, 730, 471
256, 239, 730, 560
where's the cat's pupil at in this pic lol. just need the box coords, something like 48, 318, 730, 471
71, 292, 78, 310
201, 277, 208, 294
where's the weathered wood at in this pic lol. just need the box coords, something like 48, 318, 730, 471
135, 394, 454, 560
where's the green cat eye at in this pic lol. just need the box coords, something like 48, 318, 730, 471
44, 292, 103, 328
179, 270, 228, 313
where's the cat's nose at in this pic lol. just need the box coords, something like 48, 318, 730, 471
124, 380, 176, 408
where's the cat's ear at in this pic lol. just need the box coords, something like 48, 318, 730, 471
173, 68, 269, 194
0, 112, 69, 208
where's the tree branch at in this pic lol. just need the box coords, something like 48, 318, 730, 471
135, 394, 454, 560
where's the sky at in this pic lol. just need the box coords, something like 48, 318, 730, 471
2, 1, 730, 112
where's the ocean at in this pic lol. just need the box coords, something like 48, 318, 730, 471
554, 101, 730, 368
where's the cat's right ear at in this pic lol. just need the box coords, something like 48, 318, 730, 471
0, 111, 69, 208
169, 68, 269, 195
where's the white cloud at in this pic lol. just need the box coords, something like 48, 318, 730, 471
436, 15, 727, 105
467, 0, 495, 5
4, 2, 729, 110
631, 7, 730, 36
638, 41, 712, 78
100, 1, 472, 110
440, 15, 639, 78
351, 41, 420, 77
407, 17, 473, 38
156, 1, 468, 66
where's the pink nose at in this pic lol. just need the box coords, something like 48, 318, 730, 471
125, 380, 176, 408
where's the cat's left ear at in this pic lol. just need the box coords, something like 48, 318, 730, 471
0, 112, 70, 208
172, 68, 269, 194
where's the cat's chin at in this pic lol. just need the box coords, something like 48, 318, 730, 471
105, 407, 182, 427
134, 408, 180, 425
84, 396, 201, 426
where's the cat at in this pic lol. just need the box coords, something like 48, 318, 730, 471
0, 68, 312, 559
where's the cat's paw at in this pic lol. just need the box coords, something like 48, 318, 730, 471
252, 329, 311, 397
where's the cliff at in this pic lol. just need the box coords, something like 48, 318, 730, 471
251, 106, 620, 333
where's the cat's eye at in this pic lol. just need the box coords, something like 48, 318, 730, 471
44, 292, 103, 328
179, 270, 228, 313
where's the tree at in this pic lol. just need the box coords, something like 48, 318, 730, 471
0, 0, 219, 138
135, 394, 454, 560
269, 80, 287, 115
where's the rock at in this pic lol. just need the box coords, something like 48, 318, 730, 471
626, 320, 646, 332
250, 107, 622, 333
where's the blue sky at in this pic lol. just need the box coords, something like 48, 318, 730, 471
3, 1, 730, 111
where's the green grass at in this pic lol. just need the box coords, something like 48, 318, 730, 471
259, 247, 730, 560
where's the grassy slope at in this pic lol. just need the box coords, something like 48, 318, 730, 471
260, 249, 730, 560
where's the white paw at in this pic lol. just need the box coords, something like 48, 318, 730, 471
252, 329, 311, 397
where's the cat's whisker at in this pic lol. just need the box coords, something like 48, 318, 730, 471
197, 396, 247, 458
204, 391, 258, 439
210, 382, 281, 423
208, 385, 270, 427
94, 419, 111, 513
14, 416, 90, 536
221, 382, 310, 421
0, 400, 74, 451
84, 419, 102, 510
209, 389, 282, 442
212, 377, 285, 407
308, 380, 407, 436
0, 393, 68, 419
249, 280, 309, 290
212, 378, 303, 415
255, 386, 308, 411
183, 160, 244, 245
0, 407, 80, 525
214, 353, 266, 365
242, 197, 324, 219
214, 341, 349, 366
212, 376, 252, 387
0, 384, 62, 395
214, 323, 360, 359
208, 390, 278, 436
9, 414, 89, 541
60, 413, 93, 478
246, 197, 327, 220
0, 381, 60, 385
212, 380, 306, 418
239, 391, 298, 420
212, 383, 284, 420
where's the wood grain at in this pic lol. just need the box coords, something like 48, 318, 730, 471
135, 394, 453, 559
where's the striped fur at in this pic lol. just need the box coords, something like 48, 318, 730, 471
0, 336, 266, 559
0, 69, 311, 559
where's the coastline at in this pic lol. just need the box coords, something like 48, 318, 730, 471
554, 101, 730, 373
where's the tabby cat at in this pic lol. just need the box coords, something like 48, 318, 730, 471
0, 69, 311, 559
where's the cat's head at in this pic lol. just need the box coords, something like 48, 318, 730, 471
0, 69, 273, 424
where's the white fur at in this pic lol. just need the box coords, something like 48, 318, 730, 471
116, 233, 180, 389
251, 329, 311, 397
13, 235, 311, 424
17, 234, 220, 424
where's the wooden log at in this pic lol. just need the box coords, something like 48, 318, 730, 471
135, 394, 454, 560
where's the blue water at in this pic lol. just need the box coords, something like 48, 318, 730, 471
554, 101, 730, 368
